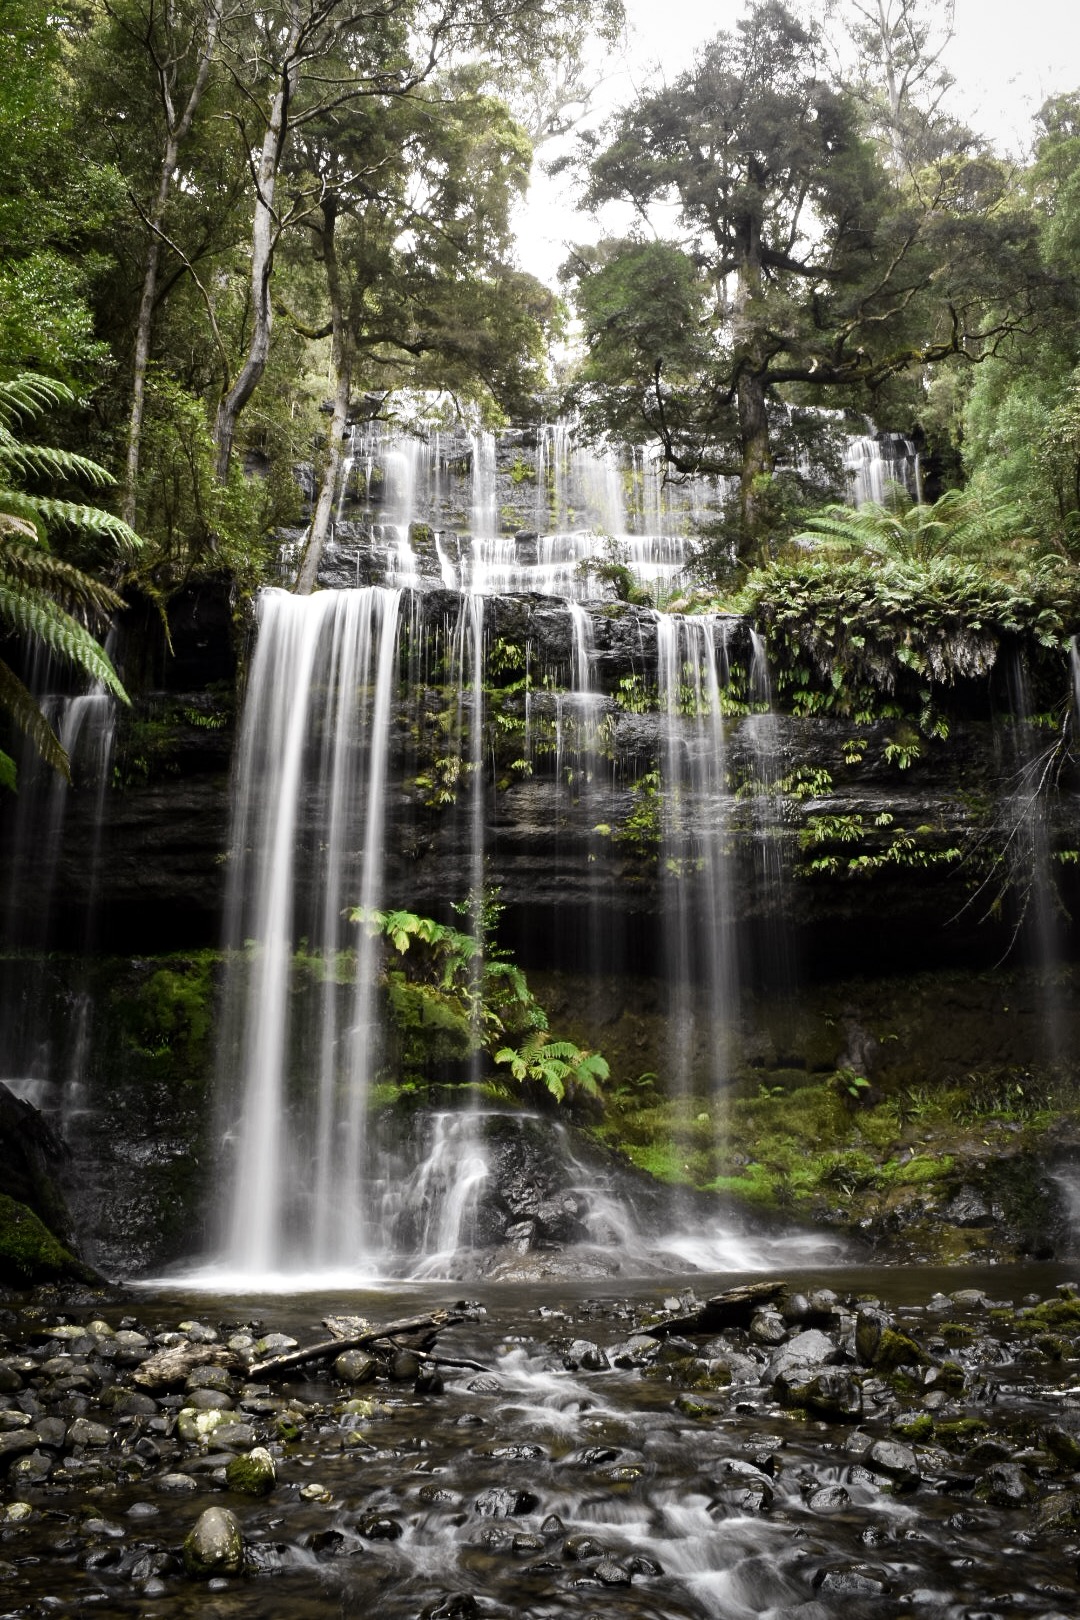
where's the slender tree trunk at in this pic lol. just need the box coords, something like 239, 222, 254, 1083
296, 200, 351, 594
213, 5, 302, 484
737, 367, 772, 552
733, 206, 772, 559
122, 0, 223, 527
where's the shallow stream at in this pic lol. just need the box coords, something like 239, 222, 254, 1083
2, 1265, 1080, 1618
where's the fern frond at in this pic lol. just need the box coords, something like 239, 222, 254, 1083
0, 511, 40, 543
0, 582, 128, 703
0, 374, 74, 429
0, 657, 70, 780
0, 749, 16, 792
0, 443, 115, 489
10, 495, 142, 555
0, 539, 125, 616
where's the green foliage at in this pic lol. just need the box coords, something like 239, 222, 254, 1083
745, 551, 1076, 716
354, 892, 609, 1105
0, 1193, 88, 1286
495, 1031, 609, 1103
798, 809, 961, 878
613, 769, 663, 856
0, 373, 134, 785
113, 951, 218, 1075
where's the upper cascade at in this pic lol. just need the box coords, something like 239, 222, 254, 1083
287, 418, 913, 602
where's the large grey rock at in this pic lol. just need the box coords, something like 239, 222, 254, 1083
765, 1329, 838, 1387
182, 1506, 244, 1577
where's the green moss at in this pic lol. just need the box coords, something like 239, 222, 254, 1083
878, 1153, 955, 1185
0, 1194, 91, 1286
940, 1322, 978, 1344
936, 1417, 989, 1450
893, 1413, 934, 1441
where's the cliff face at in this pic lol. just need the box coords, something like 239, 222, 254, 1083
3, 581, 1074, 974
2, 565, 1079, 1278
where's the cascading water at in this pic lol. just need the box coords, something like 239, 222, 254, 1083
844, 431, 922, 506
656, 615, 736, 1101
745, 630, 794, 992
214, 587, 403, 1278
1003, 655, 1067, 1066
0, 655, 117, 1127
200, 415, 936, 1282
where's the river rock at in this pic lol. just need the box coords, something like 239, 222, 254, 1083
475, 1486, 538, 1518
182, 1506, 245, 1577
783, 1368, 864, 1421
225, 1446, 276, 1496
765, 1329, 838, 1387
334, 1349, 378, 1383
976, 1462, 1037, 1507
564, 1339, 609, 1371
867, 1439, 921, 1491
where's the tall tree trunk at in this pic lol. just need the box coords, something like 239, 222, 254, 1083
213, 5, 302, 484
733, 204, 772, 559
296, 200, 351, 595
736, 366, 772, 554
122, 0, 223, 528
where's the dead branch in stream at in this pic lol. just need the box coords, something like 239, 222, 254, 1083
248, 1308, 467, 1379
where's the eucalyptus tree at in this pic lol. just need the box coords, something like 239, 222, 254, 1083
840, 0, 965, 172
569, 0, 1049, 563
96, 0, 237, 526
287, 71, 552, 590
209, 0, 624, 484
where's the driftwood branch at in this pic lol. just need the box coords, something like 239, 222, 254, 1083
248, 1309, 464, 1379
650, 1281, 787, 1338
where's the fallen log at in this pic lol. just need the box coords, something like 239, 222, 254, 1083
248, 1308, 465, 1380
133, 1343, 238, 1390
650, 1280, 787, 1338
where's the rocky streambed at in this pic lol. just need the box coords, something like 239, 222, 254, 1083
1, 1270, 1080, 1617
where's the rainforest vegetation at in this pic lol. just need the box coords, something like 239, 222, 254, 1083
1, 0, 1080, 781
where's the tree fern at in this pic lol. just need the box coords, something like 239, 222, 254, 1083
0, 373, 136, 786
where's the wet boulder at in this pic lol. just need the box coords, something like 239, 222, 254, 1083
182, 1506, 245, 1577
764, 1329, 838, 1389
225, 1446, 276, 1497
975, 1461, 1037, 1508
334, 1348, 378, 1384
781, 1367, 864, 1422
867, 1439, 921, 1491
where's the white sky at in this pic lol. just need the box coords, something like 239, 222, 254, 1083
514, 0, 1080, 285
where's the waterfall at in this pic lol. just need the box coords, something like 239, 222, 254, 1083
844, 432, 921, 506
745, 630, 794, 991
215, 587, 402, 1276
0, 655, 117, 1125
1003, 656, 1067, 1066
656, 615, 736, 1097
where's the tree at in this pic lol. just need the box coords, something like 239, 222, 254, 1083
0, 376, 135, 789
290, 70, 553, 590
569, 0, 1049, 564
840, 0, 964, 172
0, 0, 118, 381
209, 0, 623, 485
97, 0, 232, 526
958, 94, 1080, 546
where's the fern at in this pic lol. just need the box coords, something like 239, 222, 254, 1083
0, 373, 136, 782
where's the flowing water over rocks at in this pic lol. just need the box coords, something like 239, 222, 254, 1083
2, 1269, 1080, 1618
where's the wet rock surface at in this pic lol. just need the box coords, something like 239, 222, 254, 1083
0, 1271, 1079, 1615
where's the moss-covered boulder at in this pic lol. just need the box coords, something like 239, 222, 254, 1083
182, 1505, 245, 1577
225, 1446, 276, 1497
0, 1194, 97, 1287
